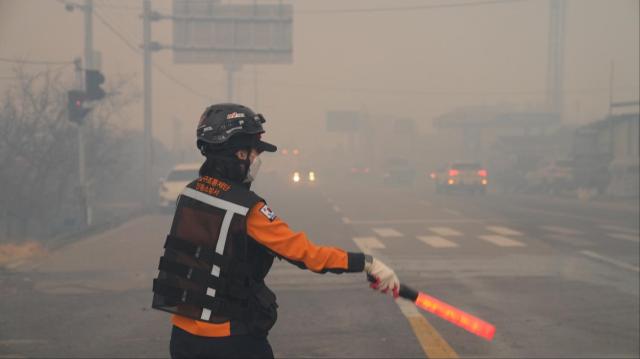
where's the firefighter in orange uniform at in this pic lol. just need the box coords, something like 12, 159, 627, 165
152, 103, 399, 358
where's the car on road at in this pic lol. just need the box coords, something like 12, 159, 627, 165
433, 162, 488, 194
290, 167, 318, 187
524, 159, 575, 194
158, 163, 201, 208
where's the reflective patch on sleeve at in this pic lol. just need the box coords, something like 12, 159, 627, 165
260, 204, 277, 222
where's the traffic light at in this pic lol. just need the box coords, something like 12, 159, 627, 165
85, 70, 105, 100
67, 90, 91, 124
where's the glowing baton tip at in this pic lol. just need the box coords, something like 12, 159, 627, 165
367, 276, 497, 341
415, 292, 496, 341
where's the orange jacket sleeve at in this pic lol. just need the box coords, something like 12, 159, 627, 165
246, 202, 365, 273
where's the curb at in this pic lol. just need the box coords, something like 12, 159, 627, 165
45, 205, 151, 251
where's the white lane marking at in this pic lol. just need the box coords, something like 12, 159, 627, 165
444, 208, 461, 216
486, 226, 523, 236
581, 250, 640, 273
417, 236, 459, 248
352, 237, 386, 254
332, 205, 341, 213
607, 232, 640, 243
599, 224, 639, 235
372, 227, 403, 237
479, 235, 525, 247
540, 225, 582, 236
342, 217, 351, 224
428, 227, 462, 237
348, 219, 483, 225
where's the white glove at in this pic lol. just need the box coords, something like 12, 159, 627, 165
365, 256, 400, 297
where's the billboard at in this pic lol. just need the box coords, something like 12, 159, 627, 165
172, 0, 293, 65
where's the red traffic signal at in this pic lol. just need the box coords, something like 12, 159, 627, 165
67, 90, 91, 124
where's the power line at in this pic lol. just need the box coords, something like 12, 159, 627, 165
298, 0, 530, 14
93, 10, 139, 53
93, 9, 212, 101
235, 76, 638, 97
92, 0, 531, 15
0, 57, 73, 65
95, 0, 141, 11
152, 64, 212, 101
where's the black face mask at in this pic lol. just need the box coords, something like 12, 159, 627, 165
199, 148, 251, 185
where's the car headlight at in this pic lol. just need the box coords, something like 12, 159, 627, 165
293, 172, 300, 183
309, 171, 316, 182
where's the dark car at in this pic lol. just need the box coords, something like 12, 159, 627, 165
433, 162, 488, 194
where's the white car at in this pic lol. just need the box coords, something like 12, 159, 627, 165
158, 163, 201, 208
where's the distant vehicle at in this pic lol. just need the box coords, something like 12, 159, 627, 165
290, 167, 318, 187
350, 165, 372, 176
382, 158, 416, 186
525, 159, 575, 194
433, 162, 488, 194
158, 163, 201, 208
346, 164, 377, 183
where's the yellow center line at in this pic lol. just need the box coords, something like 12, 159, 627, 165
350, 240, 458, 358
396, 300, 458, 358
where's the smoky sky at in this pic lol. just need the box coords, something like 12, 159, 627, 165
1, 0, 638, 156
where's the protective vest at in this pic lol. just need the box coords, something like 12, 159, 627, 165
152, 175, 278, 336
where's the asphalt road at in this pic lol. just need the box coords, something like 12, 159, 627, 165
1, 177, 638, 358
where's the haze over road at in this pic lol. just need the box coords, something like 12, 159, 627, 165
1, 177, 638, 358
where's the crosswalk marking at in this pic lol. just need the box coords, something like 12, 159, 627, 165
352, 237, 385, 254
428, 227, 462, 237
607, 232, 639, 243
372, 227, 403, 237
599, 224, 639, 235
486, 226, 523, 236
417, 236, 459, 248
479, 235, 525, 247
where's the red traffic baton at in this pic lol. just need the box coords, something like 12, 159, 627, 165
368, 274, 496, 341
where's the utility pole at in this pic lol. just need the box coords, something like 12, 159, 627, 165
80, 0, 93, 226
143, 0, 153, 206
608, 60, 615, 116
225, 64, 237, 102
547, 0, 566, 120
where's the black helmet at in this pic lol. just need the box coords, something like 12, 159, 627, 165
196, 103, 277, 155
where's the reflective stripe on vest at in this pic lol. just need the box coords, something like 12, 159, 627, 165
180, 187, 250, 321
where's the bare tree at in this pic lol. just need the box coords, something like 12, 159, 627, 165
0, 65, 141, 241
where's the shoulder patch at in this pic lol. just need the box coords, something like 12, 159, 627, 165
259, 204, 277, 222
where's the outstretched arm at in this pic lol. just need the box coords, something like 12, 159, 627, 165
246, 202, 364, 273
246, 202, 400, 296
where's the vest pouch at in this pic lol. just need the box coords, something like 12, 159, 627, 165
247, 282, 278, 337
